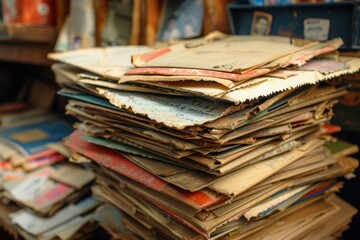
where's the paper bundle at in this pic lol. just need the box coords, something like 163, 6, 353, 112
0, 104, 106, 240
49, 34, 360, 239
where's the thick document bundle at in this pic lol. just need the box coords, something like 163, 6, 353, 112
50, 34, 360, 239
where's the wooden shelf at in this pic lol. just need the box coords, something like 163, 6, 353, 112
340, 51, 360, 58
0, 24, 56, 43
0, 24, 56, 65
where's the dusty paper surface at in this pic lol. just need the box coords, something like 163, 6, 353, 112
262, 155, 336, 185
244, 195, 337, 239
97, 88, 236, 129
217, 140, 301, 175
92, 183, 202, 239
122, 153, 218, 191
66, 131, 228, 210
209, 138, 325, 196
222, 57, 360, 104
123, 177, 326, 236
204, 89, 293, 130
288, 85, 338, 105
50, 165, 95, 189
128, 56, 358, 105
76, 123, 196, 160
99, 171, 234, 235
267, 38, 342, 68
244, 185, 310, 220
48, 46, 153, 80
132, 35, 303, 72
213, 196, 326, 240
74, 120, 198, 159
202, 182, 291, 220
119, 39, 342, 101
291, 157, 359, 187
302, 196, 357, 240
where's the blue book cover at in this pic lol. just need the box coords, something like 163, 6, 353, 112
0, 119, 73, 157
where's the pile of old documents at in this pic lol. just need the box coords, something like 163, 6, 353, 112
50, 34, 360, 239
0, 104, 105, 240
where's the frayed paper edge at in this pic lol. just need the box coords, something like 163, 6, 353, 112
224, 58, 360, 105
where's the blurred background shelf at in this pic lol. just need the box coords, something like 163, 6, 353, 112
0, 24, 56, 43
0, 24, 56, 65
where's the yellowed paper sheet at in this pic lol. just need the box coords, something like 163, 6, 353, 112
222, 57, 360, 104
48, 46, 153, 80
209, 138, 325, 196
50, 165, 95, 189
302, 196, 357, 240
97, 88, 238, 129
132, 36, 305, 72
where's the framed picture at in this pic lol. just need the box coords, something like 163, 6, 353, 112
250, 11, 273, 36
158, 0, 204, 41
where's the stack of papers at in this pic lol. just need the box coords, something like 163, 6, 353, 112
0, 104, 105, 240
49, 34, 360, 239
0, 110, 73, 185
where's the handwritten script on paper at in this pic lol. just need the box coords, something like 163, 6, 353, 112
98, 89, 234, 129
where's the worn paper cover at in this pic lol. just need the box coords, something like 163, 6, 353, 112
48, 46, 153, 80
132, 36, 304, 72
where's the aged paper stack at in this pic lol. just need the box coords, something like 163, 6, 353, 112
50, 34, 360, 239
0, 104, 106, 240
